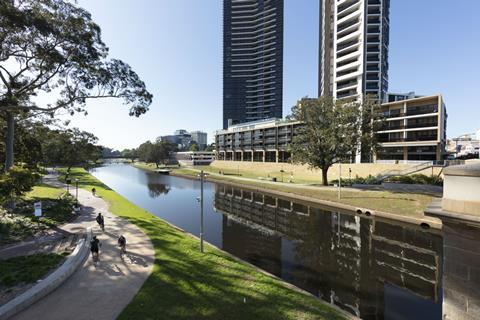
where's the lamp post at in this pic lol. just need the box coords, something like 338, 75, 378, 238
338, 162, 342, 200
75, 178, 79, 204
200, 170, 204, 253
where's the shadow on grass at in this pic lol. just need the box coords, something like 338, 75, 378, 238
118, 215, 345, 320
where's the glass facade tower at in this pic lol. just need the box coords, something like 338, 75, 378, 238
223, 0, 284, 129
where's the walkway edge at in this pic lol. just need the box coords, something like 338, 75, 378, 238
0, 228, 92, 320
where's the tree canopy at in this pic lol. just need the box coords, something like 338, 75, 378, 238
138, 140, 175, 168
289, 96, 383, 185
0, 0, 153, 170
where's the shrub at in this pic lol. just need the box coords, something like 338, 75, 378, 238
387, 174, 443, 186
0, 166, 40, 205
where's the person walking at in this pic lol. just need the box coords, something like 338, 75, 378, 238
96, 212, 105, 231
118, 235, 127, 257
91, 187, 96, 196
90, 235, 101, 262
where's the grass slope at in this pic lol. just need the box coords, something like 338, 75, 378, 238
64, 168, 346, 320
170, 167, 432, 217
0, 253, 64, 287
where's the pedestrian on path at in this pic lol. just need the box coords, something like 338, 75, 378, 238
91, 187, 96, 196
118, 235, 127, 256
90, 236, 101, 262
96, 212, 105, 231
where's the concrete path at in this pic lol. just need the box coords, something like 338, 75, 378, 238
11, 172, 155, 320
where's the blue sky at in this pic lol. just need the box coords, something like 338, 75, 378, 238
67, 0, 480, 150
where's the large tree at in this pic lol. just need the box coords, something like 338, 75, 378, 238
0, 0, 153, 170
289, 96, 382, 186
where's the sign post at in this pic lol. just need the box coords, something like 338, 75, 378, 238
34, 201, 42, 217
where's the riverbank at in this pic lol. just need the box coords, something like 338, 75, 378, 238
132, 163, 440, 227
64, 168, 349, 320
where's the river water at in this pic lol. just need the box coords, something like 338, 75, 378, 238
90, 163, 443, 319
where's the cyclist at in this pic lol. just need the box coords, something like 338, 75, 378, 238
90, 235, 101, 262
96, 212, 105, 231
118, 235, 127, 256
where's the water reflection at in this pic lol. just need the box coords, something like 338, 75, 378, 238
90, 164, 444, 320
147, 183, 170, 198
214, 184, 443, 319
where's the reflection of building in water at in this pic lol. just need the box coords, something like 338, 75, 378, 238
214, 184, 443, 319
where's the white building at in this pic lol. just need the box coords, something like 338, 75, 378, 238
190, 131, 208, 149
319, 0, 390, 101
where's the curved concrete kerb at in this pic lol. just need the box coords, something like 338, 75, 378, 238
0, 228, 92, 320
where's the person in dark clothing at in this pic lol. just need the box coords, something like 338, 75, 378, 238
90, 235, 100, 261
96, 212, 105, 231
118, 235, 127, 255
91, 187, 96, 196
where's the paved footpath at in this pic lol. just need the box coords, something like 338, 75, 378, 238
12, 172, 155, 320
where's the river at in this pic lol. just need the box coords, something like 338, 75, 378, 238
90, 163, 443, 319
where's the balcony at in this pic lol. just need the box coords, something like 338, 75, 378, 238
406, 135, 437, 141
406, 122, 438, 129
406, 106, 438, 116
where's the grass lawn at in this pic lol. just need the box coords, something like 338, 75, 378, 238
0, 183, 76, 245
0, 253, 65, 287
170, 167, 433, 217
63, 167, 346, 320
24, 184, 65, 200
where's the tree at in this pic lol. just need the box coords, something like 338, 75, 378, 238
121, 148, 137, 163
137, 141, 154, 163
189, 143, 199, 152
0, 0, 153, 170
0, 166, 39, 205
289, 96, 382, 186
151, 140, 174, 168
42, 128, 101, 169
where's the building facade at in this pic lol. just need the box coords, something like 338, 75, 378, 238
190, 131, 208, 149
223, 0, 284, 129
319, 0, 390, 101
215, 95, 447, 162
376, 94, 447, 161
216, 118, 301, 163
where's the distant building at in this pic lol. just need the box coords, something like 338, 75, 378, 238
175, 151, 215, 166
447, 130, 480, 159
215, 94, 448, 163
161, 129, 208, 151
190, 131, 208, 149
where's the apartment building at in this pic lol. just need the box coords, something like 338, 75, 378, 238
223, 0, 284, 129
376, 94, 447, 161
215, 118, 302, 163
319, 0, 390, 101
215, 95, 447, 163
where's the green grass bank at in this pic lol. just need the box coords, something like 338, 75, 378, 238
64, 168, 347, 320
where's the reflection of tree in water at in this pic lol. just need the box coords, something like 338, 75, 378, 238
147, 183, 171, 198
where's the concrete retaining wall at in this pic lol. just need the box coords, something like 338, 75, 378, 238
0, 228, 92, 320
210, 160, 443, 182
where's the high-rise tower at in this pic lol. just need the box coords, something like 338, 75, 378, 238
319, 0, 390, 101
223, 0, 284, 129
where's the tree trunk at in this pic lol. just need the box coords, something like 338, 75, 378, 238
5, 111, 14, 171
322, 167, 329, 186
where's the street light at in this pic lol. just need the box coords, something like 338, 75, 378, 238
75, 178, 79, 204
199, 170, 204, 253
